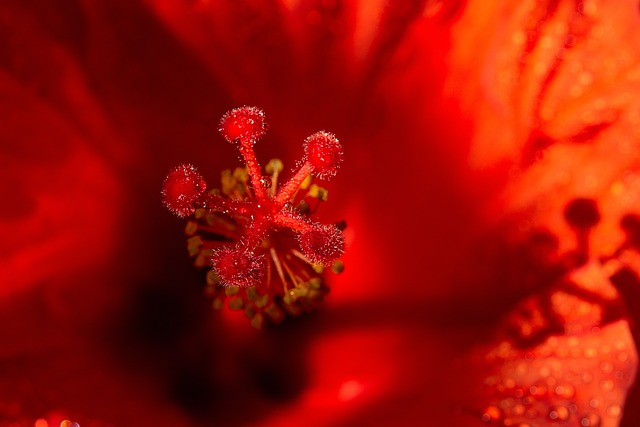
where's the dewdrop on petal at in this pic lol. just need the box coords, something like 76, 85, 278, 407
163, 106, 346, 328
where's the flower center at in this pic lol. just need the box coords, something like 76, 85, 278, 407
162, 106, 346, 328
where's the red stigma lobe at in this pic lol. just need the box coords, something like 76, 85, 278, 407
162, 164, 207, 218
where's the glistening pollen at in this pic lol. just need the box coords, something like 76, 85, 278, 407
162, 106, 346, 328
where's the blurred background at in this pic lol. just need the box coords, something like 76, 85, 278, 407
1, 1, 640, 426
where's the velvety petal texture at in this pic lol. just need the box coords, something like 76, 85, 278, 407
0, 1, 639, 427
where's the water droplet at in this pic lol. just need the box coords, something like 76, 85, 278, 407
582, 372, 594, 383
530, 384, 547, 396
555, 384, 576, 398
607, 404, 622, 416
481, 405, 502, 422
512, 403, 526, 415
584, 347, 597, 358
500, 398, 515, 409
589, 398, 599, 408
600, 379, 614, 391
615, 340, 627, 350
549, 405, 570, 421
577, 1, 586, 13
600, 362, 613, 373
504, 377, 516, 388
581, 413, 601, 426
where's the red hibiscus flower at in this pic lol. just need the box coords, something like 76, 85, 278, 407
1, 1, 639, 427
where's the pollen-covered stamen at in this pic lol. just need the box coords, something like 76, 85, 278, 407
163, 165, 251, 218
162, 164, 207, 217
273, 132, 342, 205
275, 211, 346, 266
237, 214, 274, 253
211, 246, 265, 287
219, 106, 269, 199
297, 223, 345, 265
304, 131, 343, 180
274, 162, 314, 205
273, 208, 312, 232
166, 107, 345, 328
